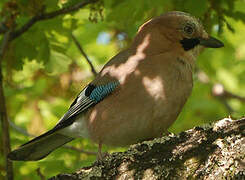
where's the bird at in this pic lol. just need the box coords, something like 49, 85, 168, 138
8, 11, 224, 161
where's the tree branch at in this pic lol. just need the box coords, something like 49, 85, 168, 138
71, 34, 97, 76
7, 0, 99, 41
0, 1, 100, 179
0, 31, 11, 63
50, 118, 245, 179
0, 31, 14, 180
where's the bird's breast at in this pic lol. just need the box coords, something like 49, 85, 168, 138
85, 54, 193, 146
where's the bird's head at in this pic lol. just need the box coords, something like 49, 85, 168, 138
134, 11, 224, 58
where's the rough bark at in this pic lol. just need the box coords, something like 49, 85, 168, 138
50, 118, 245, 180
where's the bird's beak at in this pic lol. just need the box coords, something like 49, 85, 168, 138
199, 36, 224, 48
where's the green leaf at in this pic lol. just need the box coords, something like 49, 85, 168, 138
36, 33, 50, 64
184, 0, 208, 17
44, 0, 59, 11
45, 50, 72, 74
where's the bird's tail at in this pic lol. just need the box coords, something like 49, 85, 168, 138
8, 130, 74, 161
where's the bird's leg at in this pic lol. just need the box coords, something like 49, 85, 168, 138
97, 142, 109, 161
97, 142, 103, 161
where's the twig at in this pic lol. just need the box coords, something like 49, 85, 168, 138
36, 168, 45, 180
212, 83, 245, 102
71, 34, 97, 76
198, 70, 245, 113
0, 31, 14, 180
7, 0, 99, 41
63, 145, 97, 156
9, 119, 97, 156
0, 21, 8, 34
225, 91, 245, 102
8, 118, 35, 137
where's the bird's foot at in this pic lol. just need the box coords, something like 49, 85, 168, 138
97, 151, 109, 161
96, 142, 109, 161
164, 130, 175, 136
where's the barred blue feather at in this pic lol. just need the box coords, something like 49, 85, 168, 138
89, 82, 119, 103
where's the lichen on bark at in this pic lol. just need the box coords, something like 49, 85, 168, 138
50, 118, 245, 180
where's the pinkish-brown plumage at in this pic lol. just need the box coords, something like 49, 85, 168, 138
8, 11, 224, 161
84, 12, 207, 146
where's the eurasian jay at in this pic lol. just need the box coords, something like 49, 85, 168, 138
8, 11, 224, 161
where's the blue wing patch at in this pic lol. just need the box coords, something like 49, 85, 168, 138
53, 81, 119, 131
88, 81, 119, 103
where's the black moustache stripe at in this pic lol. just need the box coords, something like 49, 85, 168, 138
180, 38, 200, 51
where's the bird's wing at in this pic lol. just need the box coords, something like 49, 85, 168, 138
53, 81, 120, 131
7, 81, 119, 161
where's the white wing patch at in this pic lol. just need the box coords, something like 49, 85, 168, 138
59, 114, 90, 138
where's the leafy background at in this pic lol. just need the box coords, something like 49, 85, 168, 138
0, 0, 245, 179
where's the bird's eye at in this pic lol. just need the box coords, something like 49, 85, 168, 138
183, 23, 195, 35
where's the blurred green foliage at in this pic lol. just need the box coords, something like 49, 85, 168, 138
0, 0, 245, 179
